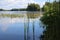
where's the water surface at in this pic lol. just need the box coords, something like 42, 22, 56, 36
0, 11, 45, 40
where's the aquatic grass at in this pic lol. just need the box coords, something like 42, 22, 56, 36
0, 13, 41, 18
27, 13, 40, 18
0, 14, 24, 18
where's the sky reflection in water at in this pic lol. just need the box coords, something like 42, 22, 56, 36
0, 12, 45, 40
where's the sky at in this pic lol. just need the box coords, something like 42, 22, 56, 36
0, 0, 54, 10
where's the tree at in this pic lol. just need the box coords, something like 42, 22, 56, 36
27, 3, 40, 11
42, 2, 52, 12
40, 1, 60, 40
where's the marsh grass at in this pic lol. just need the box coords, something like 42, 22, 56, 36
0, 13, 40, 18
27, 13, 40, 18
0, 14, 24, 18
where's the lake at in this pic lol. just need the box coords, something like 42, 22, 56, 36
0, 11, 45, 40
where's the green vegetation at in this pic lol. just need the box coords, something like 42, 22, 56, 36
0, 12, 40, 18
0, 3, 40, 11
0, 14, 24, 18
42, 2, 52, 12
0, 14, 40, 18
27, 12, 40, 18
11, 8, 27, 11
40, 1, 60, 40
27, 3, 40, 11
10, 3, 40, 11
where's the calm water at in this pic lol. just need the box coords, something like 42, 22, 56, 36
0, 11, 45, 40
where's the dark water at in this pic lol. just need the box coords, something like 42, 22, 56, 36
0, 11, 45, 40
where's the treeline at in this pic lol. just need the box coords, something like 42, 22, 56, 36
0, 3, 40, 11
40, 0, 60, 40
10, 8, 27, 11
0, 8, 27, 11
11, 3, 40, 11
0, 9, 4, 11
27, 3, 40, 11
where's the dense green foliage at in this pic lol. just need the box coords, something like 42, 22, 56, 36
27, 3, 40, 11
11, 8, 27, 11
40, 1, 60, 40
42, 2, 53, 12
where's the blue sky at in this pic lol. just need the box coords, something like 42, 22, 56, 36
0, 0, 54, 10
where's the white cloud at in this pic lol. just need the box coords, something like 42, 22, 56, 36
0, 0, 45, 9
0, 17, 39, 32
